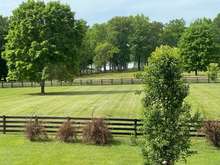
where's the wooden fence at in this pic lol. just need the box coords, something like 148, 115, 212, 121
0, 115, 204, 137
0, 77, 219, 88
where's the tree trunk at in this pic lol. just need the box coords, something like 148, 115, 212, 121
40, 80, 45, 95
195, 70, 198, 76
138, 57, 141, 71
104, 64, 106, 72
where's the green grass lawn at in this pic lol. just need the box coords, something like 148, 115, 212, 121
0, 85, 143, 118
0, 135, 219, 165
1, 84, 220, 119
188, 84, 220, 119
0, 135, 143, 165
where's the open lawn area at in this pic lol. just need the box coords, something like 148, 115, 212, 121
1, 84, 220, 119
0, 135, 219, 165
0, 85, 143, 118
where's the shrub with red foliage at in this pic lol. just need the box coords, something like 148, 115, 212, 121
202, 121, 220, 147
25, 119, 48, 141
82, 118, 112, 145
57, 120, 77, 142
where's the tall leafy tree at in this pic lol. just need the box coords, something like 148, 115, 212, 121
94, 42, 119, 71
162, 19, 186, 47
212, 14, 220, 63
129, 15, 162, 70
0, 15, 8, 80
3, 0, 85, 94
142, 45, 199, 165
108, 16, 132, 70
129, 15, 150, 70
179, 18, 215, 75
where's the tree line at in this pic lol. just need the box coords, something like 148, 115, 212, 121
1, 0, 220, 93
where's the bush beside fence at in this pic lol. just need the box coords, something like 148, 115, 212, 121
0, 115, 203, 137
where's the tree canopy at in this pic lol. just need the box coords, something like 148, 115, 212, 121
179, 18, 215, 75
3, 0, 85, 94
0, 15, 8, 80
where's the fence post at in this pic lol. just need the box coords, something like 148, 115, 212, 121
80, 80, 82, 85
111, 79, 113, 85
131, 78, 134, 84
1, 81, 3, 88
51, 80, 53, 87
3, 115, 6, 134
11, 81, 13, 88
134, 119, 137, 137
21, 81, 24, 87
121, 78, 123, 85
101, 79, 103, 85
35, 116, 38, 124
31, 82, 33, 87
90, 79, 92, 85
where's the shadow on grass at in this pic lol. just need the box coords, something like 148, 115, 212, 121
28, 90, 136, 96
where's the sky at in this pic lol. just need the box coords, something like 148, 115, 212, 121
0, 0, 220, 25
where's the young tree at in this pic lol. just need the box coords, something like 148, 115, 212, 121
94, 42, 119, 71
179, 18, 215, 75
142, 45, 198, 165
0, 15, 8, 80
162, 19, 186, 47
3, 1, 85, 94
207, 63, 219, 81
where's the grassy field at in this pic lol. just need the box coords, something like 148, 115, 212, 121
0, 135, 219, 165
1, 84, 220, 119
0, 85, 143, 118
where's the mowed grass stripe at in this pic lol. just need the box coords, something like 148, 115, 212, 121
1, 84, 220, 119
0, 85, 143, 118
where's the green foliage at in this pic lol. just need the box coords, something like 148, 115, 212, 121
0, 15, 8, 80
162, 19, 186, 47
108, 16, 132, 70
142, 45, 199, 165
3, 1, 85, 93
207, 63, 219, 81
179, 18, 215, 75
94, 42, 119, 70
129, 15, 161, 70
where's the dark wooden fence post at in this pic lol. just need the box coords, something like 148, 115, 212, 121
134, 119, 137, 137
80, 80, 82, 85
1, 81, 3, 88
121, 78, 123, 85
35, 116, 38, 124
51, 80, 53, 87
3, 115, 6, 134
111, 79, 113, 85
101, 79, 103, 85
11, 81, 13, 88
31, 82, 33, 87
21, 81, 24, 87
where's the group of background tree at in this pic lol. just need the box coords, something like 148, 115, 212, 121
0, 0, 220, 93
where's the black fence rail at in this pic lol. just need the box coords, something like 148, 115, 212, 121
0, 77, 219, 88
0, 115, 204, 137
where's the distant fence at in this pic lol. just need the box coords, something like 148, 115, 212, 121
0, 76, 218, 88
0, 115, 204, 137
